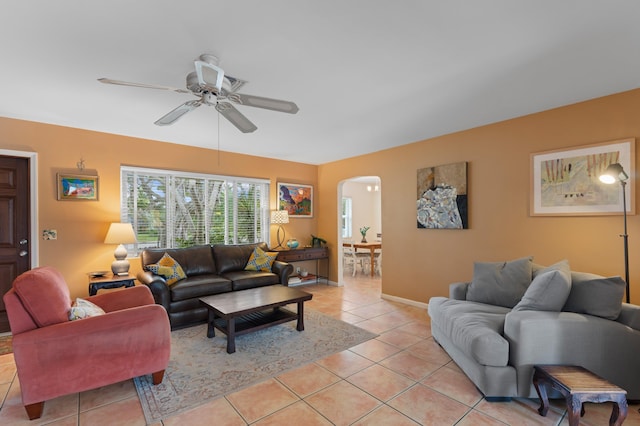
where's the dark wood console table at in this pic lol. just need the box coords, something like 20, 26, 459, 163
88, 273, 135, 296
275, 247, 329, 284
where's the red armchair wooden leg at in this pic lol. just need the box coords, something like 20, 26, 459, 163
25, 401, 44, 420
152, 370, 165, 385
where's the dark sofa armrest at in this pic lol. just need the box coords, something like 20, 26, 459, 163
136, 271, 170, 311
272, 260, 294, 285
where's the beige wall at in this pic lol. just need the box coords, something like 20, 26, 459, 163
318, 88, 640, 305
0, 117, 317, 299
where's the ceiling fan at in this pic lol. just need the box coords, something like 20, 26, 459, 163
98, 54, 299, 133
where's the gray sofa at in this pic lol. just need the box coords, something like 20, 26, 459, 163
137, 242, 293, 329
428, 257, 640, 400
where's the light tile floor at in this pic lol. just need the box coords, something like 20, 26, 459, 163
1, 274, 639, 425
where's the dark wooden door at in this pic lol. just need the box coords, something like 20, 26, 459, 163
0, 156, 30, 333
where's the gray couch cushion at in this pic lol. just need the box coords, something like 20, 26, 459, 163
617, 304, 640, 331
513, 260, 571, 312
563, 272, 625, 320
466, 256, 533, 308
428, 297, 510, 367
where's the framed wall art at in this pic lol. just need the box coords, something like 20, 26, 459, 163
530, 138, 635, 216
417, 161, 468, 229
57, 174, 99, 201
278, 182, 313, 217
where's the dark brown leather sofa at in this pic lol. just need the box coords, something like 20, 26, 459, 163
137, 242, 293, 329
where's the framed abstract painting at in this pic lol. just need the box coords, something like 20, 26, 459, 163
530, 138, 635, 216
278, 182, 313, 217
417, 161, 468, 229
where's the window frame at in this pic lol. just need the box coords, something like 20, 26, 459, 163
341, 196, 353, 238
121, 166, 270, 253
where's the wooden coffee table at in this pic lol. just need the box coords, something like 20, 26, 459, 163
533, 365, 628, 426
199, 285, 313, 353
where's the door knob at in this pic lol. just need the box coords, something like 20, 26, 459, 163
19, 250, 28, 257
20, 239, 28, 245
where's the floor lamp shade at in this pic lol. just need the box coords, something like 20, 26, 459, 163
104, 223, 137, 275
270, 210, 289, 250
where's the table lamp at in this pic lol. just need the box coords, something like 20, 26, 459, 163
599, 163, 630, 303
270, 210, 289, 250
104, 222, 137, 275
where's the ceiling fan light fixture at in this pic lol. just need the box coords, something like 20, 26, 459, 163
195, 61, 224, 93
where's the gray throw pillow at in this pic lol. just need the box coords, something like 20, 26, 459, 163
532, 259, 570, 279
563, 273, 625, 320
466, 256, 533, 308
512, 269, 571, 312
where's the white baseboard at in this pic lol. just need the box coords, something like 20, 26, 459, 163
381, 293, 428, 310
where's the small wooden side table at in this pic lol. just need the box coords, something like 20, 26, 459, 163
533, 365, 628, 426
88, 273, 135, 296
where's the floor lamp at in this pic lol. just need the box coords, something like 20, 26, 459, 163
599, 163, 630, 303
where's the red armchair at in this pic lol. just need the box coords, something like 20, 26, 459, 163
3, 266, 171, 420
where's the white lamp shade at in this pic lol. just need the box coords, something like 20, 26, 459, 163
104, 223, 136, 275
104, 223, 137, 244
270, 210, 289, 224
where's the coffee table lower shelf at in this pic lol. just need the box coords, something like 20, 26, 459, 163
210, 308, 298, 338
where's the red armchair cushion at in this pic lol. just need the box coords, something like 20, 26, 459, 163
13, 266, 71, 327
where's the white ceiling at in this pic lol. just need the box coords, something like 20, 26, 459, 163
2, 1, 639, 165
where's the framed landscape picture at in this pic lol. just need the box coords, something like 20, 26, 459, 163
530, 138, 635, 216
57, 174, 99, 201
278, 182, 313, 217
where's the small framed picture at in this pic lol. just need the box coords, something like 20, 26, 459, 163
57, 174, 99, 201
277, 182, 313, 217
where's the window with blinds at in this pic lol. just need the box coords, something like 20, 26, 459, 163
121, 166, 270, 252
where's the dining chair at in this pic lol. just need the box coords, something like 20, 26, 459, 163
361, 249, 382, 276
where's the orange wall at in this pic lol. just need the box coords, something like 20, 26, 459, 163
0, 118, 317, 299
3, 88, 640, 305
318, 88, 640, 305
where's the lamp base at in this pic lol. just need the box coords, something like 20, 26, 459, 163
111, 244, 130, 275
111, 259, 130, 275
272, 225, 286, 250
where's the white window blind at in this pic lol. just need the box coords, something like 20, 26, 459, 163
121, 166, 269, 252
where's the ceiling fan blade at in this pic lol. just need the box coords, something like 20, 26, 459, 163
215, 102, 257, 133
98, 78, 191, 94
154, 100, 201, 126
194, 61, 224, 93
230, 93, 299, 114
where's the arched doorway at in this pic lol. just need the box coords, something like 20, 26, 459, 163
337, 176, 381, 285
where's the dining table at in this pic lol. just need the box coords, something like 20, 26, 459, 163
344, 241, 382, 277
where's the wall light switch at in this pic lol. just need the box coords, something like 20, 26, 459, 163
43, 229, 57, 240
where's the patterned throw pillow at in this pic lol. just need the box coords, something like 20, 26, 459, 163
245, 247, 278, 272
69, 298, 106, 321
147, 253, 186, 285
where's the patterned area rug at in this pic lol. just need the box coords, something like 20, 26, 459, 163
0, 335, 12, 355
134, 309, 377, 423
